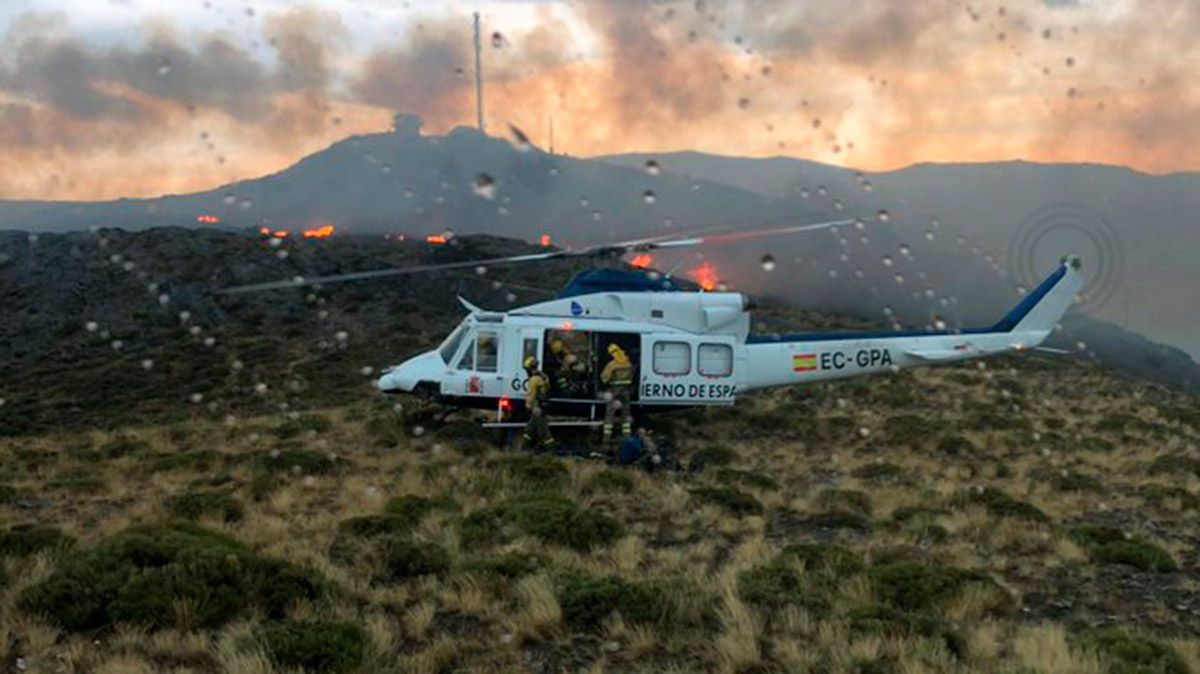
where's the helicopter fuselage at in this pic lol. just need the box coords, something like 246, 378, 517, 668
378, 259, 1082, 421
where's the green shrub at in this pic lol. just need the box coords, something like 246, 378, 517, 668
801, 510, 872, 533
1139, 485, 1200, 512
150, 450, 223, 473
690, 487, 763, 516
1070, 527, 1177, 573
584, 470, 636, 495
846, 603, 966, 658
869, 561, 1010, 615
1072, 627, 1188, 674
0, 484, 17, 504
385, 494, 457, 522
258, 449, 340, 475
737, 559, 832, 614
558, 573, 678, 629
165, 491, 244, 523
98, 436, 149, 459
19, 523, 324, 631
851, 462, 906, 481
780, 543, 865, 576
715, 468, 780, 490
814, 488, 872, 516
0, 525, 74, 557
495, 455, 569, 492
936, 435, 976, 456
1052, 470, 1104, 493
884, 415, 939, 447
690, 446, 737, 467
463, 552, 542, 580
1147, 454, 1200, 478
45, 475, 105, 494
953, 487, 1049, 523
259, 620, 369, 674
460, 495, 622, 552
378, 536, 450, 580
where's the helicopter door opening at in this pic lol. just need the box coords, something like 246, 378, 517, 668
543, 328, 595, 399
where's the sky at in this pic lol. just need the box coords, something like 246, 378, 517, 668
1, 0, 1198, 200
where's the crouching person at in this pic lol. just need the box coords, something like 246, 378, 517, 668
618, 428, 662, 471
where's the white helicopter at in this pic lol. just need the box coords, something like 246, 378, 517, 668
224, 219, 1082, 427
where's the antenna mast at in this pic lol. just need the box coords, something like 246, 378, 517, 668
473, 12, 485, 132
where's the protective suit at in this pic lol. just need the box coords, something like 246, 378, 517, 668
521, 356, 555, 451
600, 343, 634, 443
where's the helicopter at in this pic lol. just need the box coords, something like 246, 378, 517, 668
223, 219, 1083, 428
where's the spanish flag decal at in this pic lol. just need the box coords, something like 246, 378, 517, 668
793, 353, 817, 372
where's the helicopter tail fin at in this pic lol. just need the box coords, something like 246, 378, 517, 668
990, 256, 1083, 338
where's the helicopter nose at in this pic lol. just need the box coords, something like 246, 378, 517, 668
377, 351, 439, 394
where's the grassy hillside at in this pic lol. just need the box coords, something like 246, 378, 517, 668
3, 351, 1200, 673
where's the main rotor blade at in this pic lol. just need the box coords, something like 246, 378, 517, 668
220, 216, 857, 295
220, 249, 567, 294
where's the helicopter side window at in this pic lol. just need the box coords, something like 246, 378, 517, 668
457, 339, 474, 370
653, 341, 691, 376
698, 343, 733, 377
476, 331, 499, 372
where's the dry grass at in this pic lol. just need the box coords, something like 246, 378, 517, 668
0, 357, 1197, 672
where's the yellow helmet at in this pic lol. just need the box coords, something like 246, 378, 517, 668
607, 343, 624, 356
550, 340, 565, 354
523, 356, 538, 369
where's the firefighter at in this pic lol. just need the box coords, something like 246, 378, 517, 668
600, 343, 634, 443
549, 338, 588, 395
521, 356, 555, 452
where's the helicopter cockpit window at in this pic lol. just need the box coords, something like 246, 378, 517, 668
439, 323, 468, 365
476, 331, 498, 372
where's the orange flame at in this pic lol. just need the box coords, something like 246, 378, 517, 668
273, 230, 290, 239
691, 262, 718, 291
196, 214, 221, 224
426, 234, 448, 245
630, 253, 654, 268
539, 234, 551, 247
259, 227, 271, 235
303, 224, 335, 239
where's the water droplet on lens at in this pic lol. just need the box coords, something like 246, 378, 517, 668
877, 210, 890, 222
899, 244, 911, 257
924, 230, 934, 241
881, 255, 894, 267
737, 97, 751, 110
642, 189, 656, 204
894, 274, 904, 284
491, 31, 505, 48
760, 255, 776, 272
644, 159, 661, 175
473, 173, 496, 200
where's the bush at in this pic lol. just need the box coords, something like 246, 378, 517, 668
1147, 454, 1200, 478
461, 495, 622, 552
1139, 485, 1200, 512
259, 620, 369, 674
690, 446, 737, 467
1072, 627, 1188, 674
716, 468, 779, 490
780, 543, 865, 576
1051, 470, 1104, 493
846, 603, 966, 658
801, 510, 872, 533
884, 415, 939, 447
690, 487, 763, 516
19, 523, 324, 631
584, 470, 636, 495
869, 561, 1010, 615
851, 462, 906, 481
0, 484, 17, 504
937, 435, 976, 456
495, 455, 569, 492
0, 525, 74, 557
814, 488, 872, 516
1070, 526, 1177, 573
165, 491, 244, 523
737, 559, 832, 614
385, 494, 457, 522
953, 487, 1049, 523
45, 475, 105, 494
463, 552, 541, 580
558, 573, 678, 629
98, 436, 149, 459
150, 450, 223, 473
258, 449, 340, 475
378, 536, 450, 580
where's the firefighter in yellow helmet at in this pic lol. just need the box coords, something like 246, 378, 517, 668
600, 343, 634, 443
549, 338, 588, 395
521, 356, 555, 451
